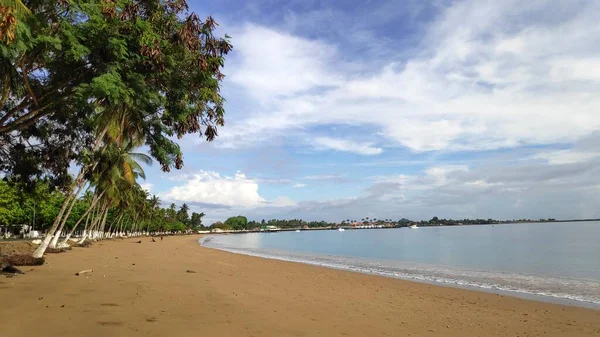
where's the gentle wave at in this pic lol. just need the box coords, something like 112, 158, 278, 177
200, 236, 600, 308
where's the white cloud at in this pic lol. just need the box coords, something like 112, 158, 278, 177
534, 150, 600, 165
229, 24, 340, 98
139, 182, 153, 193
160, 170, 266, 208
270, 196, 296, 207
293, 183, 306, 188
219, 0, 600, 153
282, 153, 600, 222
314, 137, 383, 155
425, 165, 469, 185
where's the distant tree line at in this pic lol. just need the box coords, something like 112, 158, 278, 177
209, 215, 560, 231
210, 217, 338, 231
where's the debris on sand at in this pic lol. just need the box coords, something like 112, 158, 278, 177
45, 247, 71, 254
3, 255, 44, 266
75, 269, 93, 276
185, 270, 196, 273
1, 265, 24, 274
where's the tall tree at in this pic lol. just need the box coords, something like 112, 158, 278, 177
177, 203, 190, 226
1, 0, 232, 185
190, 212, 205, 228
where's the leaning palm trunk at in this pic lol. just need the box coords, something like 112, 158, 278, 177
88, 201, 108, 240
60, 192, 104, 246
117, 215, 127, 237
106, 213, 121, 237
33, 179, 81, 257
78, 200, 103, 244
33, 127, 108, 257
78, 203, 98, 244
98, 205, 110, 239
112, 213, 125, 237
49, 182, 87, 248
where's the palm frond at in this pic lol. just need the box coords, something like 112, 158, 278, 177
129, 152, 152, 166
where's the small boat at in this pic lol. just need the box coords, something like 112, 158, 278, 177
295, 230, 301, 232
338, 228, 345, 231
409, 225, 418, 229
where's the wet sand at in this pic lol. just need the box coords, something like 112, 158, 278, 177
1, 235, 599, 337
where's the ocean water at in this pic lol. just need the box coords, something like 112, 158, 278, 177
200, 221, 600, 307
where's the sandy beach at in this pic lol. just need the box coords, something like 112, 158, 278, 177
1, 235, 599, 337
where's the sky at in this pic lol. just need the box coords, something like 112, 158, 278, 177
141, 0, 600, 224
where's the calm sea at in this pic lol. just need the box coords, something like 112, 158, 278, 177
200, 221, 600, 307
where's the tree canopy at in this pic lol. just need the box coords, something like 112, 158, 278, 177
1, 0, 232, 186
0, 0, 231, 258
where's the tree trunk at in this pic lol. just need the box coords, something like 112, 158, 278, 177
32, 188, 77, 257
32, 127, 108, 257
114, 213, 125, 237
88, 200, 107, 241
60, 192, 103, 246
49, 182, 87, 248
117, 215, 126, 237
98, 204, 110, 239
107, 212, 121, 237
78, 202, 98, 244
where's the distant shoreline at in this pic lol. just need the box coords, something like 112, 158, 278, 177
202, 218, 599, 235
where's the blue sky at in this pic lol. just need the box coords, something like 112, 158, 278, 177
141, 0, 600, 224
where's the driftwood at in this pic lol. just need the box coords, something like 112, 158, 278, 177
75, 269, 93, 276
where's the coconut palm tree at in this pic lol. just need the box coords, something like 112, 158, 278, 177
58, 190, 105, 247
34, 141, 151, 256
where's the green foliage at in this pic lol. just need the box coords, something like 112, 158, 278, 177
223, 216, 248, 231
190, 212, 205, 228
0, 180, 24, 225
0, 171, 205, 236
176, 203, 190, 225
1, 0, 232, 186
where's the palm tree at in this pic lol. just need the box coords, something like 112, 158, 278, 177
149, 195, 161, 210
145, 195, 161, 235
34, 141, 151, 256
58, 190, 105, 246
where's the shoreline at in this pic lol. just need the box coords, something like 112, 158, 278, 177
1, 235, 599, 337
200, 237, 600, 310
200, 233, 600, 310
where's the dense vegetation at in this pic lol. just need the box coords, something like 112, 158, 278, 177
211, 217, 339, 231
0, 0, 231, 257
0, 179, 206, 234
